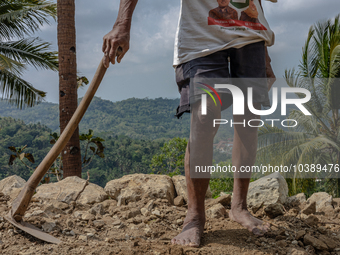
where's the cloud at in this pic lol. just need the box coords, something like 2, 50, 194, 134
16, 0, 340, 104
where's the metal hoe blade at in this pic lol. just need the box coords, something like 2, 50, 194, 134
5, 214, 61, 244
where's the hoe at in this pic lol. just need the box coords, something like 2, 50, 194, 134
5, 52, 120, 244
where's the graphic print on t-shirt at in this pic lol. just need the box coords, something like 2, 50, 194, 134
208, 0, 267, 30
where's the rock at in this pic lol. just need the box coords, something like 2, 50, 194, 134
288, 208, 299, 216
145, 200, 154, 211
303, 234, 328, 251
251, 203, 264, 214
88, 204, 104, 216
264, 203, 285, 219
277, 240, 288, 247
105, 174, 175, 205
93, 220, 105, 229
289, 248, 308, 255
127, 209, 141, 219
51, 200, 69, 210
31, 210, 44, 216
318, 227, 327, 235
73, 211, 85, 218
42, 220, 57, 233
287, 193, 306, 207
33, 176, 108, 205
87, 232, 95, 238
79, 235, 87, 241
100, 199, 117, 209
304, 215, 319, 226
174, 196, 184, 207
43, 203, 64, 216
176, 219, 183, 225
152, 210, 161, 217
81, 212, 95, 221
0, 175, 26, 200
301, 201, 316, 215
141, 208, 149, 216
318, 235, 338, 250
306, 192, 333, 213
333, 198, 340, 208
66, 219, 74, 228
215, 194, 231, 206
171, 175, 211, 203
144, 227, 152, 236
112, 220, 121, 226
117, 189, 141, 206
296, 230, 306, 240
206, 204, 227, 219
247, 173, 288, 207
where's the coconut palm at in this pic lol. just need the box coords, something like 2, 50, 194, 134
0, 0, 58, 108
257, 15, 340, 197
57, 0, 82, 178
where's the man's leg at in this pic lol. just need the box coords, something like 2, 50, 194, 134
229, 105, 270, 235
171, 96, 221, 247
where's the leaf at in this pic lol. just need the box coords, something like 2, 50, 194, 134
97, 152, 105, 158
90, 147, 96, 153
91, 137, 105, 142
79, 134, 87, 141
50, 138, 56, 144
8, 154, 16, 165
19, 153, 25, 160
8, 146, 17, 152
25, 153, 35, 163
93, 141, 105, 151
50, 132, 59, 140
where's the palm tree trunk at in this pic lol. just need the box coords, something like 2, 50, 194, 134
57, 0, 82, 178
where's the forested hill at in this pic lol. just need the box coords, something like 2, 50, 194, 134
0, 97, 190, 140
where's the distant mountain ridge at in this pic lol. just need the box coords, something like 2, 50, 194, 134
0, 97, 190, 140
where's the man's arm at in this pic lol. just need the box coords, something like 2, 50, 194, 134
102, 0, 138, 68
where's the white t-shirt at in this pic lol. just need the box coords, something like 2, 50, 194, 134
173, 0, 277, 67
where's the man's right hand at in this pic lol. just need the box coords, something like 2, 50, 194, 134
102, 22, 130, 68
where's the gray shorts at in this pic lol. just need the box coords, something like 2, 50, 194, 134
175, 41, 270, 118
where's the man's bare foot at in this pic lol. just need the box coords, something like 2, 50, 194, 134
229, 207, 270, 236
171, 212, 205, 247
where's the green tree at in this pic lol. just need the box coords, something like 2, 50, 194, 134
257, 15, 340, 197
150, 137, 187, 175
0, 0, 58, 108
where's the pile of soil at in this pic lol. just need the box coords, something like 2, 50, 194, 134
0, 192, 340, 255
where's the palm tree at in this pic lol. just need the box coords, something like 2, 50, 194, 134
257, 15, 340, 197
57, 0, 82, 178
0, 0, 58, 108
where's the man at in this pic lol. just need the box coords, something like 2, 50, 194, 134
209, 0, 238, 20
103, 0, 276, 248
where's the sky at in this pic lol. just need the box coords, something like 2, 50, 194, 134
21, 0, 340, 104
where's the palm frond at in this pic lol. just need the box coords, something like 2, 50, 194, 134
0, 68, 46, 108
0, 52, 25, 75
0, 0, 57, 41
299, 26, 319, 78
0, 38, 58, 71
288, 110, 319, 134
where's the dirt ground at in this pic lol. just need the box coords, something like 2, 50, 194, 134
0, 193, 340, 255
